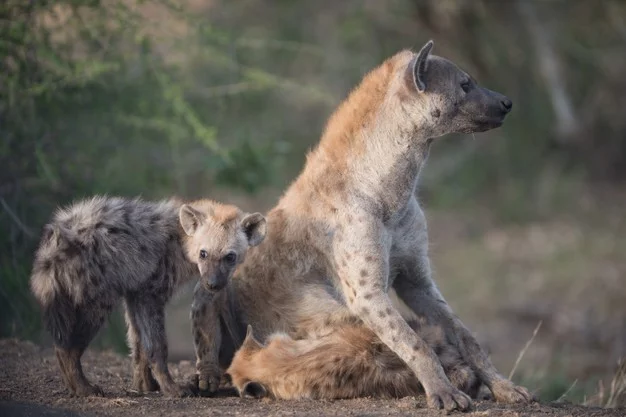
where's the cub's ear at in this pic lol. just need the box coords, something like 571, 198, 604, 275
412, 40, 434, 92
179, 204, 207, 236
242, 324, 263, 352
241, 381, 267, 399
241, 212, 267, 247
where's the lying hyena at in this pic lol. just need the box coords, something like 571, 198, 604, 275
227, 322, 481, 400
192, 40, 533, 411
30, 196, 266, 397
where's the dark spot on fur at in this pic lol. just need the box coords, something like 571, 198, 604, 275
389, 322, 397, 330
345, 253, 352, 261
360, 269, 368, 277
378, 310, 386, 318
358, 279, 366, 286
430, 108, 441, 118
365, 255, 373, 262
385, 308, 392, 315
341, 259, 347, 267
361, 307, 370, 316
392, 336, 398, 343
346, 214, 353, 224
364, 293, 374, 300
413, 343, 421, 351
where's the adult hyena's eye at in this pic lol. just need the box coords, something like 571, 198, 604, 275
199, 249, 208, 259
461, 80, 471, 93
222, 252, 237, 265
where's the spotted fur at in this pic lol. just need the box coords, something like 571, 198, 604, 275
192, 40, 533, 411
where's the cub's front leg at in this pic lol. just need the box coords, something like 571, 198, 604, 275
190, 282, 225, 396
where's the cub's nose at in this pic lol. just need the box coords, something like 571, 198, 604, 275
500, 98, 513, 113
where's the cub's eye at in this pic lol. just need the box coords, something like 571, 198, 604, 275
199, 249, 208, 260
461, 80, 471, 93
222, 252, 237, 265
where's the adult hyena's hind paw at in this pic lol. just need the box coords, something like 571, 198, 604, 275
447, 363, 482, 399
491, 379, 536, 403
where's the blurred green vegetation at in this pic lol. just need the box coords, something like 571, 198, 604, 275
1, 0, 625, 400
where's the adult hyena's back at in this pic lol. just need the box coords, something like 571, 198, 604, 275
30, 196, 182, 346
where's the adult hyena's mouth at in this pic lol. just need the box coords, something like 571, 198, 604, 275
462, 118, 504, 134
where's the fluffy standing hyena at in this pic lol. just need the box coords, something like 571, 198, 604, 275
192, 40, 534, 411
30, 196, 266, 397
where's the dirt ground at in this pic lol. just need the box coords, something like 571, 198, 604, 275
1, 339, 623, 417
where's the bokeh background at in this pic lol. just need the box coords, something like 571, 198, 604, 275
2, 0, 625, 407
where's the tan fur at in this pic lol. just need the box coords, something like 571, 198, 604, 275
192, 41, 532, 411
227, 321, 480, 400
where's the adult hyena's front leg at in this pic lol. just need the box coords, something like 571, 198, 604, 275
335, 222, 470, 412
395, 280, 535, 403
190, 282, 224, 396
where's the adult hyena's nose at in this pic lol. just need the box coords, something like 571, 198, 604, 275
500, 97, 513, 113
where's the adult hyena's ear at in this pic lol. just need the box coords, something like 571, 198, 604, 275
241, 212, 267, 247
241, 381, 267, 399
412, 40, 434, 93
179, 204, 207, 236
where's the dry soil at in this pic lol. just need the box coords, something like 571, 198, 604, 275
0, 339, 623, 417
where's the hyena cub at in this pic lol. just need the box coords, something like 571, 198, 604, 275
30, 196, 266, 397
227, 323, 480, 401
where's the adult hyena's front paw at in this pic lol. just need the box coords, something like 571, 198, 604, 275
491, 379, 535, 403
426, 384, 472, 412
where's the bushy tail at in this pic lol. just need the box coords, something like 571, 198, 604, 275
30, 224, 76, 349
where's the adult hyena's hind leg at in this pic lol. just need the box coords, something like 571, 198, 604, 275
124, 298, 159, 393
407, 318, 482, 399
54, 307, 108, 396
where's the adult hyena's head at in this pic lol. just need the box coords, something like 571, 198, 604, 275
180, 201, 267, 291
392, 40, 512, 138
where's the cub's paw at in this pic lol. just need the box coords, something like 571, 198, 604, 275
491, 379, 535, 403
187, 371, 221, 397
161, 382, 194, 398
132, 373, 159, 393
427, 385, 472, 412
74, 383, 104, 397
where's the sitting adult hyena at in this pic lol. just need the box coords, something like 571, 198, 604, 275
30, 196, 266, 397
192, 40, 533, 411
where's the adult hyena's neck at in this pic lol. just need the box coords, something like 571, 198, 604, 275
288, 53, 433, 220
312, 98, 432, 220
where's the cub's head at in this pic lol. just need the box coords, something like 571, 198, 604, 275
389, 40, 512, 138
179, 201, 266, 291
225, 325, 269, 399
